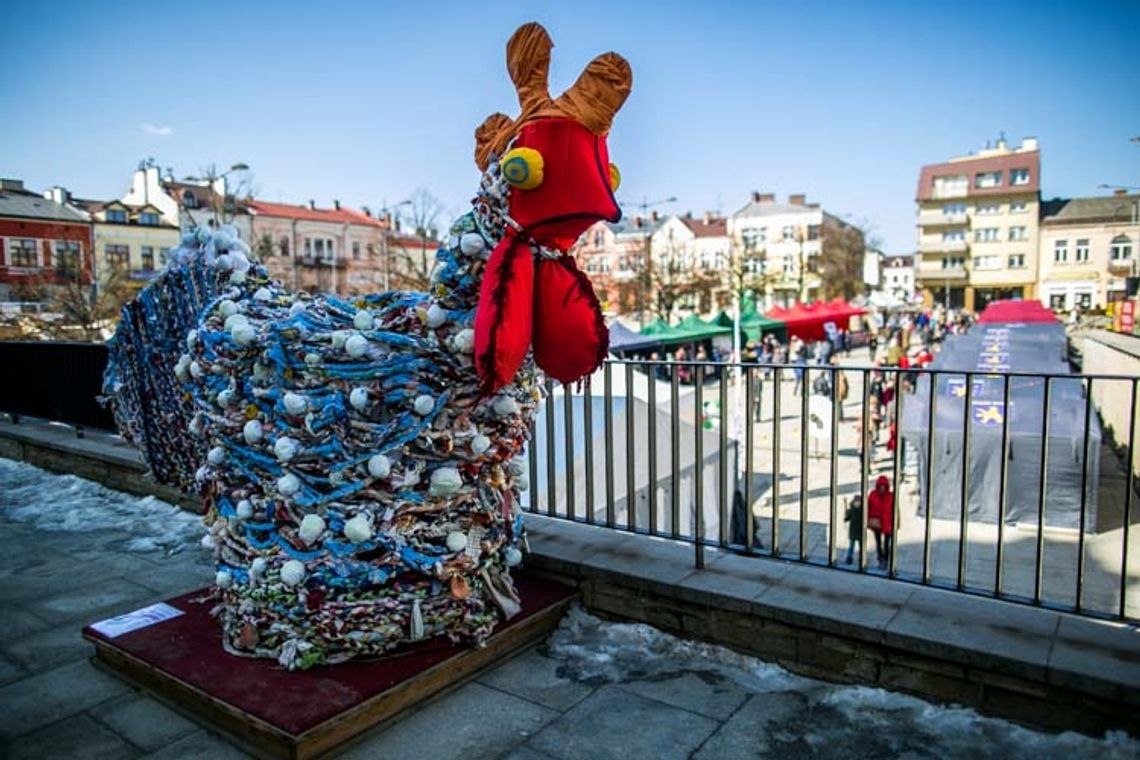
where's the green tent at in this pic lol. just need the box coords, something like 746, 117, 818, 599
712, 309, 787, 343
675, 314, 732, 340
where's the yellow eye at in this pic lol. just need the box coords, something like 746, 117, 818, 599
609, 163, 621, 191
500, 147, 544, 190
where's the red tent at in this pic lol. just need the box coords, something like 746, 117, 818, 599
767, 300, 857, 341
976, 299, 1057, 324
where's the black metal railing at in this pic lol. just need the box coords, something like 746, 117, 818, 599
522, 358, 1140, 624
0, 341, 115, 432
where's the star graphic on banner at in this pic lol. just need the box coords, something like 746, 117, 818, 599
983, 355, 1003, 365
976, 405, 1003, 424
951, 384, 967, 397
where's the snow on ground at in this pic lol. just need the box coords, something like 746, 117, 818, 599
0, 457, 202, 554
548, 606, 1139, 759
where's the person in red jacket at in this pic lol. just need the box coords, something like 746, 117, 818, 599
867, 475, 895, 570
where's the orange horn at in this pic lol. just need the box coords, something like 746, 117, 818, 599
506, 22, 554, 119
554, 51, 633, 135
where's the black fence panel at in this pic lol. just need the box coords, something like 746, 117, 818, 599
0, 341, 115, 430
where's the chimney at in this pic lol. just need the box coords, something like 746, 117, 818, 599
703, 211, 714, 224
758, 193, 775, 203
44, 186, 70, 204
1115, 188, 1129, 197
333, 199, 341, 210
650, 210, 659, 222
633, 215, 643, 229
684, 210, 693, 219
362, 205, 372, 217
751, 191, 761, 203
308, 199, 316, 210
789, 193, 806, 206
1022, 137, 1039, 151
0, 178, 26, 192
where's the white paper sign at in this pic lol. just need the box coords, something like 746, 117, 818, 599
91, 603, 184, 638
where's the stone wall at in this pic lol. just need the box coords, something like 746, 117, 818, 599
1083, 329, 1140, 480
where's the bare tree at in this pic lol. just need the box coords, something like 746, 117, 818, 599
816, 217, 869, 300
390, 188, 443, 291
191, 162, 256, 226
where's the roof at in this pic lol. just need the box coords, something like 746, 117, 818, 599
245, 199, 384, 228
164, 181, 229, 210
732, 200, 818, 219
680, 216, 727, 238
1041, 194, 1140, 226
606, 215, 667, 239
0, 187, 89, 223
916, 150, 1040, 201
885, 255, 914, 268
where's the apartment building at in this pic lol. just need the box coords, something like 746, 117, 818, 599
1038, 192, 1139, 310
882, 255, 915, 300
574, 214, 666, 314
70, 193, 180, 290
915, 137, 1041, 311
0, 179, 93, 304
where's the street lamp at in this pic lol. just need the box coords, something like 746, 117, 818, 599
184, 162, 251, 228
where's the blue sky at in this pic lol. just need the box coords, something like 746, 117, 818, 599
2, 0, 1137, 253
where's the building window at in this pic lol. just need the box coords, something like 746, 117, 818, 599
181, 190, 199, 209
1010, 168, 1030, 185
1075, 239, 1090, 262
54, 240, 81, 274
942, 229, 965, 242
943, 203, 967, 216
974, 227, 1000, 242
304, 238, 312, 257
106, 244, 130, 269
139, 212, 159, 226
807, 224, 820, 241
106, 208, 128, 223
325, 238, 335, 260
1111, 235, 1133, 262
159, 247, 171, 266
6, 238, 39, 267
1053, 239, 1068, 263
932, 175, 968, 198
972, 255, 999, 270
1008, 254, 1025, 269
975, 203, 1000, 215
279, 237, 290, 257
1010, 201, 1027, 213
782, 226, 796, 242
974, 171, 1002, 189
141, 246, 155, 271
1008, 226, 1028, 241
942, 256, 965, 270
352, 241, 361, 260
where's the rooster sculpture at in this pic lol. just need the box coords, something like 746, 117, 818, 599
103, 22, 631, 669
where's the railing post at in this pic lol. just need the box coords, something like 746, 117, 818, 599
647, 361, 658, 536
1034, 377, 1052, 606
745, 365, 755, 554
625, 362, 637, 532
694, 364, 705, 569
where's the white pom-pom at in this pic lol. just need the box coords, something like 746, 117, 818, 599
224, 313, 249, 331
331, 330, 349, 349
189, 360, 204, 380
207, 446, 226, 465
216, 253, 234, 272
471, 435, 491, 455
229, 269, 247, 285
250, 557, 267, 580
280, 560, 306, 587
219, 299, 238, 318
509, 457, 526, 476
298, 514, 326, 545
242, 421, 263, 446
460, 232, 486, 255
283, 392, 307, 415
200, 533, 215, 550
367, 454, 391, 478
186, 330, 198, 349
236, 500, 253, 520
353, 310, 374, 331
289, 300, 307, 317
426, 304, 447, 328
253, 287, 272, 301
274, 436, 299, 462
232, 322, 256, 346
304, 352, 321, 366
216, 389, 235, 408
452, 328, 475, 353
345, 334, 369, 358
215, 570, 233, 589
504, 545, 523, 567
344, 514, 373, 543
277, 473, 301, 496
493, 396, 518, 417
349, 387, 369, 410
413, 394, 435, 416
429, 467, 462, 497
252, 362, 270, 381
174, 356, 190, 382
516, 474, 529, 492
446, 531, 468, 553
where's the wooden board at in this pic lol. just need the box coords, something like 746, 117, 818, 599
83, 575, 576, 759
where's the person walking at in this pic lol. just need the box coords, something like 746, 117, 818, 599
867, 475, 895, 570
843, 495, 863, 565
830, 356, 848, 421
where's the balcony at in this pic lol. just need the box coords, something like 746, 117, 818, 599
1108, 260, 1134, 277
918, 209, 968, 227
298, 256, 347, 269
918, 238, 968, 254
916, 262, 968, 282
129, 269, 159, 282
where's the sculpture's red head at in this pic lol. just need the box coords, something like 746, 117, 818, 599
473, 23, 633, 394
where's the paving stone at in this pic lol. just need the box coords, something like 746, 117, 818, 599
3, 623, 95, 673
693, 692, 829, 759
478, 647, 596, 712
139, 730, 253, 759
0, 608, 51, 643
616, 671, 749, 721
500, 745, 560, 760
0, 659, 129, 739
0, 654, 25, 686
342, 681, 557, 760
91, 696, 198, 752
25, 578, 156, 625
4, 713, 137, 760
527, 685, 719, 760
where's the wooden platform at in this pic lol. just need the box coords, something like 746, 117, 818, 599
82, 575, 576, 759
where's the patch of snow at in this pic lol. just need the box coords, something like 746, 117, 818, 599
0, 457, 201, 555
547, 606, 1139, 757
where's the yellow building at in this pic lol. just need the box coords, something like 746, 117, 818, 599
1038, 192, 1139, 310
915, 138, 1040, 312
76, 198, 180, 290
